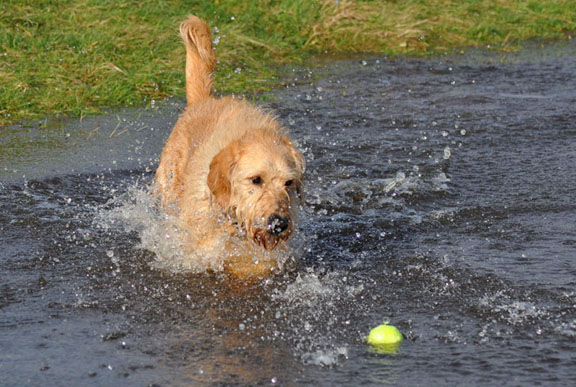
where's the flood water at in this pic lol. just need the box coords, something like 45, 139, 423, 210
2, 40, 576, 386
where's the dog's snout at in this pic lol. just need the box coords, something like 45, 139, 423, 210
267, 214, 290, 235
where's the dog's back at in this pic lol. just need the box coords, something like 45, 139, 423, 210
155, 16, 218, 206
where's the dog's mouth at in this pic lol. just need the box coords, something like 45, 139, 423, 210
253, 229, 291, 250
251, 215, 293, 250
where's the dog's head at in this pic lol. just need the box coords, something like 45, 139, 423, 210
207, 132, 304, 250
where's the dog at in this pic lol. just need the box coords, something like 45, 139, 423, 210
154, 15, 304, 280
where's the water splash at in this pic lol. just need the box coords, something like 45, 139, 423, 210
98, 184, 304, 274
97, 184, 206, 272
271, 271, 366, 366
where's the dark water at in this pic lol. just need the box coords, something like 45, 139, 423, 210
2, 41, 576, 386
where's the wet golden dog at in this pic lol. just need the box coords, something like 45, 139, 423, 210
155, 15, 304, 279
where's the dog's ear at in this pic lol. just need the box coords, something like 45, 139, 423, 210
291, 147, 305, 176
207, 141, 241, 209
281, 136, 305, 175
290, 148, 305, 201
280, 136, 305, 200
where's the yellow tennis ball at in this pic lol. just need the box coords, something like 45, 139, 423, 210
367, 324, 403, 346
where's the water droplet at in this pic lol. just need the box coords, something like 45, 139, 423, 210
443, 146, 452, 160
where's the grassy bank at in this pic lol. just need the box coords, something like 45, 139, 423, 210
1, 0, 575, 126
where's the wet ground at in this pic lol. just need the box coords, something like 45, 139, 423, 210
1, 40, 576, 386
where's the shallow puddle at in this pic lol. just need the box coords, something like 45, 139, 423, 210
2, 40, 576, 385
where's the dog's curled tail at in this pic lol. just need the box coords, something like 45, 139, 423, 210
180, 15, 216, 106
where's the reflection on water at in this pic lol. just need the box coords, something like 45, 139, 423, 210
2, 39, 576, 385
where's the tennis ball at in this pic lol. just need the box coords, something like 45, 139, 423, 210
367, 324, 403, 346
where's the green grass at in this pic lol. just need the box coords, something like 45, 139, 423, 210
1, 0, 575, 126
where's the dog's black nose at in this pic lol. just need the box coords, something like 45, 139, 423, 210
267, 214, 290, 235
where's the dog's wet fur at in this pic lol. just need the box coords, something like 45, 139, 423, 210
155, 15, 304, 280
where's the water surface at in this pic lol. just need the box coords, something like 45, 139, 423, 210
1, 40, 576, 386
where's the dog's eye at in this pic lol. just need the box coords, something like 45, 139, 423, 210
285, 180, 294, 187
250, 176, 262, 185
